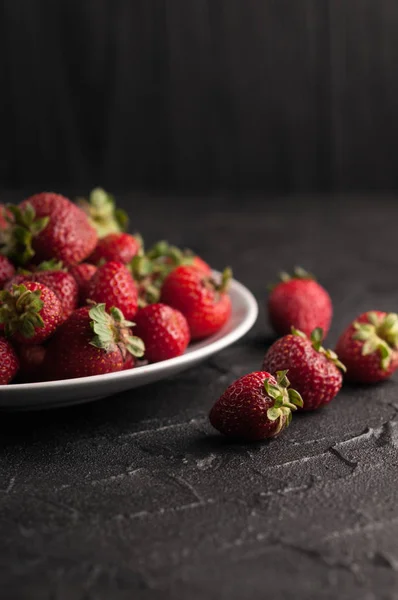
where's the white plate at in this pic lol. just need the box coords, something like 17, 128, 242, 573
0, 275, 258, 410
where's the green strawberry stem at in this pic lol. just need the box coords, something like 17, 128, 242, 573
0, 203, 49, 266
77, 188, 129, 238
89, 303, 145, 358
292, 327, 346, 372
0, 284, 44, 338
268, 266, 315, 291
353, 311, 398, 370
264, 370, 304, 434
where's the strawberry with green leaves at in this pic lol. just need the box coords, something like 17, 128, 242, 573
46, 303, 144, 380
268, 267, 332, 338
0, 282, 63, 344
209, 370, 303, 441
335, 311, 398, 383
263, 328, 345, 410
6, 260, 78, 321
15, 193, 98, 266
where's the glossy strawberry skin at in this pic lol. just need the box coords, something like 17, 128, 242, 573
268, 279, 332, 338
262, 334, 343, 411
69, 263, 97, 305
134, 303, 190, 363
0, 255, 15, 288
86, 261, 138, 320
20, 193, 98, 266
8, 282, 63, 345
209, 372, 284, 440
6, 270, 78, 322
160, 266, 231, 340
89, 233, 141, 265
191, 256, 212, 275
0, 337, 19, 384
335, 311, 398, 383
46, 306, 125, 380
17, 344, 47, 382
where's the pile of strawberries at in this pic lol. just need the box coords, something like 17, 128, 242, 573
210, 268, 398, 441
0, 189, 232, 385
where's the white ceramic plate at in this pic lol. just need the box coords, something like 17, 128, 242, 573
0, 275, 258, 410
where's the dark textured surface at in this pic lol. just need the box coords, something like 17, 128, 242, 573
1, 194, 398, 599
2, 1, 398, 191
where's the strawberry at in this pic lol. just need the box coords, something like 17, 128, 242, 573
77, 188, 128, 238
89, 232, 141, 265
0, 255, 15, 288
46, 303, 144, 380
130, 241, 211, 306
17, 192, 98, 266
262, 328, 345, 411
0, 282, 63, 345
17, 344, 47, 382
209, 370, 303, 441
0, 204, 12, 231
6, 261, 78, 322
123, 354, 135, 370
160, 265, 232, 340
85, 261, 138, 320
335, 311, 398, 383
0, 337, 19, 384
0, 202, 49, 265
69, 263, 97, 304
134, 303, 190, 363
268, 267, 332, 338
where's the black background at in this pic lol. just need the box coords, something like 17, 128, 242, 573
2, 1, 398, 192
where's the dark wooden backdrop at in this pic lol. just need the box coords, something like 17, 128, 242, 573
1, 0, 398, 192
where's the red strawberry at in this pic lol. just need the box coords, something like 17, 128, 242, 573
46, 303, 144, 380
86, 261, 138, 320
18, 192, 98, 266
262, 328, 345, 411
335, 311, 398, 383
191, 256, 212, 275
69, 263, 97, 304
131, 241, 211, 306
209, 370, 303, 441
0, 282, 63, 345
0, 337, 19, 384
89, 232, 141, 265
160, 265, 232, 340
0, 255, 15, 288
134, 303, 190, 363
268, 267, 332, 338
123, 354, 135, 370
17, 344, 47, 382
6, 262, 78, 322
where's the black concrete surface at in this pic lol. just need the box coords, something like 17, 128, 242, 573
1, 194, 398, 599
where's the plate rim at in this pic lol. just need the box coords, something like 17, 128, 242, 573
0, 275, 258, 395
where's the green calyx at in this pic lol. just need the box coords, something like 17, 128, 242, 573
292, 327, 346, 372
130, 240, 214, 307
36, 259, 64, 272
268, 266, 315, 291
0, 284, 44, 338
352, 311, 398, 370
89, 303, 145, 359
0, 203, 49, 266
77, 188, 129, 238
264, 370, 304, 434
